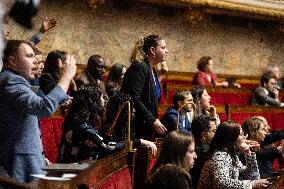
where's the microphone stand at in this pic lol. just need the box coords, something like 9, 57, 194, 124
106, 100, 133, 152
176, 103, 196, 130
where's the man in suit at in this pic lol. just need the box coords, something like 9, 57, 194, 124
251, 71, 284, 107
0, 40, 76, 182
161, 90, 193, 135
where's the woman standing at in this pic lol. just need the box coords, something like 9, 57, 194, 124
122, 35, 168, 140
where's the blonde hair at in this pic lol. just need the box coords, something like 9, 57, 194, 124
129, 37, 145, 64
242, 117, 265, 141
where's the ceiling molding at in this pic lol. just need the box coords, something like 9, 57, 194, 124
138, 0, 284, 20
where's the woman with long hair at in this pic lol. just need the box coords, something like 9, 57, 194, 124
40, 50, 77, 96
105, 63, 127, 97
197, 121, 269, 189
242, 116, 283, 178
147, 130, 196, 189
191, 86, 220, 125
58, 84, 108, 162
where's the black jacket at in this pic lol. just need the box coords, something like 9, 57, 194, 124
121, 59, 160, 140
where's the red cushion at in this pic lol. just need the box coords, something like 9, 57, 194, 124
218, 113, 227, 122
52, 116, 64, 147
271, 113, 284, 130
96, 167, 132, 189
208, 93, 224, 105
40, 117, 57, 163
230, 113, 251, 125
149, 158, 156, 172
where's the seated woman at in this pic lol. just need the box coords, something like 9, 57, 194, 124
191, 86, 220, 125
146, 164, 192, 189
58, 85, 156, 163
147, 131, 197, 189
192, 56, 240, 88
105, 63, 127, 98
197, 121, 269, 189
58, 85, 110, 163
242, 116, 284, 178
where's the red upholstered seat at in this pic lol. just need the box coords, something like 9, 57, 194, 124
40, 116, 64, 163
230, 112, 251, 125
160, 90, 167, 105
168, 89, 175, 105
149, 158, 156, 172
218, 113, 227, 122
52, 116, 64, 148
208, 92, 224, 105
96, 167, 132, 189
271, 113, 284, 130
40, 117, 58, 163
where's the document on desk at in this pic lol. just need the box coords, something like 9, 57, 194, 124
31, 173, 76, 181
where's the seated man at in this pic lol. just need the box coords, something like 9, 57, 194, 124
161, 90, 193, 135
265, 64, 283, 90
191, 115, 216, 188
0, 40, 76, 182
75, 54, 108, 102
251, 71, 284, 107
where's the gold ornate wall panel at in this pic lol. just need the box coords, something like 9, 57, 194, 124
7, 0, 284, 77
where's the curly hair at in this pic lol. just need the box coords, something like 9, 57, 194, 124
209, 121, 240, 166
197, 56, 212, 72
129, 37, 145, 64
64, 84, 105, 129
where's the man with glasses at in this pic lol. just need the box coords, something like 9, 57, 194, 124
191, 115, 217, 188
75, 54, 109, 102
252, 71, 284, 107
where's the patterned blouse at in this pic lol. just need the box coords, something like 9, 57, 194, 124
197, 151, 260, 189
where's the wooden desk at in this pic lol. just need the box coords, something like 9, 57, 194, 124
37, 150, 135, 189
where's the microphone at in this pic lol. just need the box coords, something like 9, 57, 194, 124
176, 102, 195, 130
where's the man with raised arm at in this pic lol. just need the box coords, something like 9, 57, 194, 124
0, 40, 76, 182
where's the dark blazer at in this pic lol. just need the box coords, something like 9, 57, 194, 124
0, 69, 68, 182
121, 59, 160, 140
161, 107, 191, 135
251, 87, 282, 107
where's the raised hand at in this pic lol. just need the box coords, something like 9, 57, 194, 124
40, 17, 57, 33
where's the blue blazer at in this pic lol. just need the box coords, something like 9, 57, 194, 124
0, 69, 68, 182
161, 107, 191, 135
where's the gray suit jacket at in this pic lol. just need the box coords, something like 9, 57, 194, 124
0, 69, 68, 182
251, 87, 282, 107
